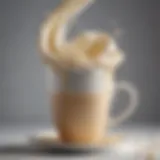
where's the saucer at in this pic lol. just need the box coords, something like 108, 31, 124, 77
29, 131, 123, 152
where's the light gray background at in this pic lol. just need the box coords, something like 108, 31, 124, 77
0, 0, 159, 125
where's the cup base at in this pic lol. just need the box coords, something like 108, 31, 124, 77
30, 131, 123, 151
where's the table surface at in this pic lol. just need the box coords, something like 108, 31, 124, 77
0, 123, 159, 160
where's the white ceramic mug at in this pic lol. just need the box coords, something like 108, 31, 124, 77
46, 67, 138, 144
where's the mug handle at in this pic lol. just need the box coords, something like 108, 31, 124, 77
109, 81, 139, 126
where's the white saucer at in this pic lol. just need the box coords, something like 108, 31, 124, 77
29, 131, 123, 152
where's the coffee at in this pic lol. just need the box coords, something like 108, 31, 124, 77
51, 69, 113, 144
40, 0, 138, 145
53, 93, 108, 144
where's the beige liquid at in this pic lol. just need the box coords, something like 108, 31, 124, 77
52, 92, 110, 144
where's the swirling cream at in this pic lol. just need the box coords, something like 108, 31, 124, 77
39, 0, 124, 71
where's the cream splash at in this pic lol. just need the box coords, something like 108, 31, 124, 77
39, 0, 124, 70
